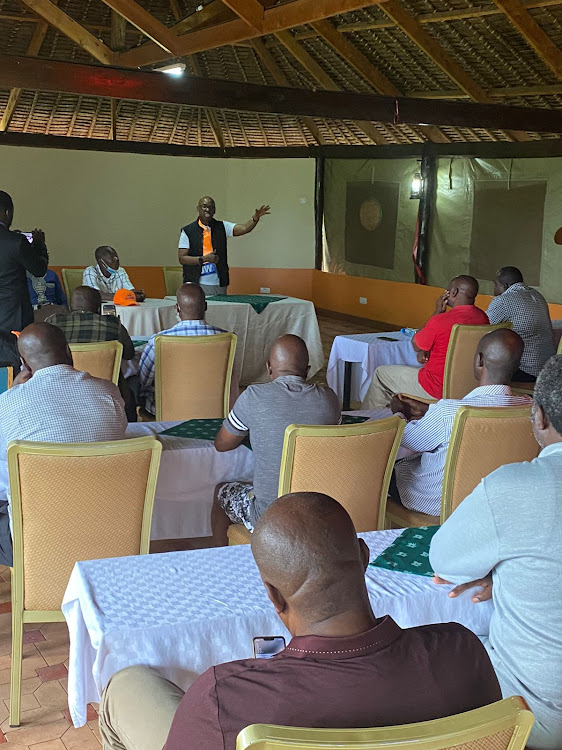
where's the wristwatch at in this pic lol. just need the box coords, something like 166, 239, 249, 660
198, 256, 204, 266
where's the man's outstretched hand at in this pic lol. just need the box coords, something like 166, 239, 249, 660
253, 205, 271, 222
433, 574, 493, 603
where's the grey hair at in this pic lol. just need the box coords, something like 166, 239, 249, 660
534, 354, 562, 435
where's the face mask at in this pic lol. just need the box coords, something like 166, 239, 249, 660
100, 261, 119, 276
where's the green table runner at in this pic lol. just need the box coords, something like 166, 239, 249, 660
158, 414, 368, 442
369, 526, 439, 577
207, 294, 285, 314
132, 339, 149, 348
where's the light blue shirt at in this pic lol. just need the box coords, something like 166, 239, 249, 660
430, 442, 562, 750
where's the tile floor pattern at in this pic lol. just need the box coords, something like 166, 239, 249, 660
0, 311, 390, 747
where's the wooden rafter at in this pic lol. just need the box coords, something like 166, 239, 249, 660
275, 30, 391, 145
311, 19, 449, 143
250, 37, 326, 144
492, 0, 562, 80
3, 54, 562, 134
111, 11, 128, 51
221, 0, 264, 33
172, 2, 230, 34
379, 0, 530, 142
0, 2, 56, 132
119, 0, 377, 67
18, 0, 114, 64
99, 0, 183, 55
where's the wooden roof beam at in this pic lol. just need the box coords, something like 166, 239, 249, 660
492, 0, 562, 79
99, 0, 183, 55
250, 38, 327, 144
3, 54, 562, 134
311, 19, 449, 143
379, 0, 530, 142
275, 30, 392, 145
119, 0, 377, 68
221, 0, 264, 33
19, 0, 115, 64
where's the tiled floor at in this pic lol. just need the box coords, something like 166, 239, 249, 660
0, 310, 387, 747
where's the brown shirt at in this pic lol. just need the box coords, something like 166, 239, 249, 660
163, 616, 501, 750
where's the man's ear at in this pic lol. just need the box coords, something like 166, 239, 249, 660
476, 351, 484, 369
359, 538, 370, 572
535, 404, 549, 432
263, 581, 287, 615
204, 301, 208, 313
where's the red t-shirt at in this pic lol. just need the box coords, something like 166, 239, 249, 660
414, 305, 489, 398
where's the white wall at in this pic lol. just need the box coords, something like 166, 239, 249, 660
0, 145, 316, 269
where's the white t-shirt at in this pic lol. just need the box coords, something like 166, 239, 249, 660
178, 221, 236, 286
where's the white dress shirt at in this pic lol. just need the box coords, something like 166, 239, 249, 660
395, 385, 530, 515
0, 364, 127, 500
430, 442, 562, 750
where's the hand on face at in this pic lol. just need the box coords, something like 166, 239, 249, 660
434, 290, 449, 315
253, 205, 271, 221
13, 364, 32, 386
432, 574, 493, 603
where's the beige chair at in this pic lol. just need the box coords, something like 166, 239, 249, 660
228, 417, 405, 546
386, 404, 538, 528
8, 436, 162, 726
163, 266, 183, 297
70, 341, 123, 385
61, 268, 86, 302
236, 696, 534, 749
154, 333, 237, 421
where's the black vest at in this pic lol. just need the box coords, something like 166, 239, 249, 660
181, 219, 229, 287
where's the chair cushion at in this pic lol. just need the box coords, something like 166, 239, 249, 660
385, 497, 440, 528
227, 524, 252, 545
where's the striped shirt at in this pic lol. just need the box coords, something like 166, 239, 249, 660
138, 318, 226, 415
395, 385, 531, 516
487, 283, 555, 377
83, 265, 134, 296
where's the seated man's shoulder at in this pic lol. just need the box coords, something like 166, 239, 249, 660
404, 621, 487, 660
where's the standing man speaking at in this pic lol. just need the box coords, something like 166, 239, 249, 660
178, 196, 270, 297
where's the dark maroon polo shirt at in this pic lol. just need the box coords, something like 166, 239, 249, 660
163, 616, 501, 750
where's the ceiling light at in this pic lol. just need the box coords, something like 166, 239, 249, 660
156, 63, 186, 76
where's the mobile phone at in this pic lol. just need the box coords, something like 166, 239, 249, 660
22, 232, 33, 243
101, 303, 117, 316
378, 336, 399, 342
252, 636, 286, 659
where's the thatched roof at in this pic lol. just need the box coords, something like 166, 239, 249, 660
1, 0, 562, 148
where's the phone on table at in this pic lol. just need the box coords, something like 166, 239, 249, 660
101, 303, 117, 316
378, 336, 399, 342
253, 636, 286, 659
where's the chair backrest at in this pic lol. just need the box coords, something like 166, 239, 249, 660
278, 417, 405, 532
236, 696, 534, 749
70, 341, 123, 384
0, 367, 13, 394
61, 268, 86, 302
441, 405, 539, 522
443, 323, 513, 399
557, 335, 562, 355
154, 332, 237, 421
8, 436, 162, 613
163, 266, 183, 297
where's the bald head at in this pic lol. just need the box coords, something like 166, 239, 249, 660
475, 328, 524, 384
71, 286, 102, 314
267, 335, 310, 380
18, 323, 72, 373
448, 275, 479, 307
252, 493, 372, 629
176, 283, 206, 320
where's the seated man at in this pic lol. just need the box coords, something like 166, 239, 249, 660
138, 282, 227, 416
47, 285, 136, 418
99, 493, 501, 750
364, 276, 489, 410
430, 353, 562, 750
212, 335, 341, 545
27, 268, 67, 310
487, 266, 555, 382
83, 246, 145, 302
0, 322, 127, 566
389, 328, 530, 516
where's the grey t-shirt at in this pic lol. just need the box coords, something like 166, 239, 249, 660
430, 443, 562, 750
223, 375, 341, 520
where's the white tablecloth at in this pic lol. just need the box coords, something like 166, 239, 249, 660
327, 332, 420, 405
165, 295, 324, 386
62, 528, 492, 727
116, 298, 177, 338
125, 422, 253, 540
